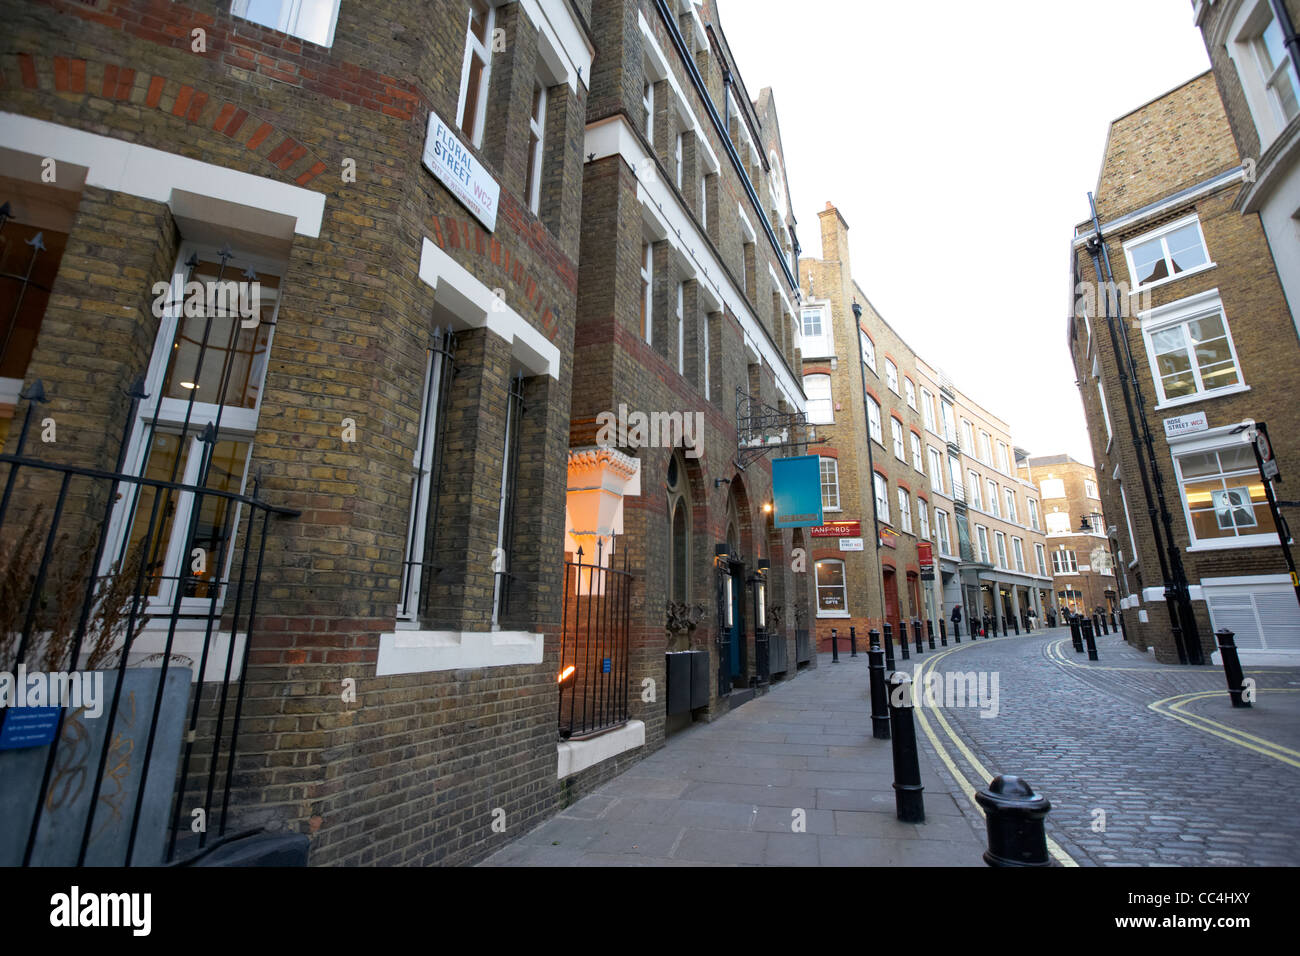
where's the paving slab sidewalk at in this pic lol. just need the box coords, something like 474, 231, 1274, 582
482, 654, 987, 867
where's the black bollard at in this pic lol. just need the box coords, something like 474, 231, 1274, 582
1092, 612, 1103, 637
1012, 614, 1020, 636
950, 618, 960, 643
898, 620, 910, 661
975, 775, 1052, 867
938, 619, 947, 647
1110, 610, 1118, 631
927, 619, 936, 650
1081, 617, 1098, 661
1000, 615, 1007, 637
914, 619, 925, 654
1215, 629, 1250, 709
887, 672, 925, 823
832, 627, 840, 663
883, 621, 896, 671
868, 630, 891, 739
850, 625, 858, 658
1069, 615, 1083, 653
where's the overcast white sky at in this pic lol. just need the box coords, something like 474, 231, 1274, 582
720, 0, 1213, 465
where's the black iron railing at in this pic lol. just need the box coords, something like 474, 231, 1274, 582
558, 539, 632, 740
0, 383, 296, 866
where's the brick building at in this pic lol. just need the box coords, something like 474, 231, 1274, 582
1069, 71, 1300, 665
570, 0, 813, 766
799, 203, 1051, 651
1194, 0, 1300, 336
1018, 454, 1121, 619
0, 0, 822, 866
917, 363, 1052, 634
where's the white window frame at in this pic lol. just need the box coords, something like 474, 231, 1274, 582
874, 472, 890, 525
525, 81, 547, 215
102, 243, 280, 616
996, 441, 1009, 474
885, 359, 899, 394
815, 558, 850, 618
978, 430, 991, 464
1140, 289, 1245, 409
1170, 425, 1280, 551
820, 456, 840, 512
1085, 479, 1099, 499
918, 499, 930, 540
904, 378, 916, 410
976, 525, 990, 564
676, 281, 685, 375
1035, 542, 1048, 576
859, 331, 876, 372
1004, 488, 1018, 523
1226, 1, 1300, 150
898, 488, 913, 534
910, 432, 924, 473
1122, 214, 1214, 294
994, 531, 1008, 569
399, 339, 451, 620
1028, 497, 1040, 531
986, 479, 999, 518
456, 0, 496, 148
891, 417, 906, 461
1012, 537, 1025, 572
801, 305, 833, 358
643, 77, 654, 144
935, 509, 952, 555
1053, 549, 1078, 575
928, 447, 945, 495
703, 310, 711, 400
968, 471, 983, 510
700, 175, 708, 230
1045, 510, 1071, 535
641, 240, 653, 345
867, 395, 882, 444
230, 0, 340, 47
805, 373, 833, 425
961, 419, 974, 455
921, 387, 936, 433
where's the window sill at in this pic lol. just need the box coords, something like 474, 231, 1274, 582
376, 629, 544, 675
557, 720, 646, 779
1186, 537, 1283, 553
816, 611, 850, 619
1154, 383, 1250, 411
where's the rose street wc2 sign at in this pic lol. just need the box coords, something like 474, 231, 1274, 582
423, 109, 500, 232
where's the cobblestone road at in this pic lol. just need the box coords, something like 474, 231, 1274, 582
916, 626, 1300, 867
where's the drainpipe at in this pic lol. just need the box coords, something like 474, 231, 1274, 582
853, 300, 889, 633
1269, 0, 1300, 89
1085, 193, 1203, 664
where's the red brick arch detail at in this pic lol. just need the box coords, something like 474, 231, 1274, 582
7, 53, 330, 188
818, 447, 839, 458
802, 366, 833, 378
811, 550, 844, 563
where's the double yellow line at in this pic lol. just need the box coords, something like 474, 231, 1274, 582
1148, 689, 1300, 769
1042, 638, 1300, 768
908, 640, 1078, 867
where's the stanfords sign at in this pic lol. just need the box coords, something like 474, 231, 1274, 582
423, 109, 500, 232
811, 521, 861, 537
